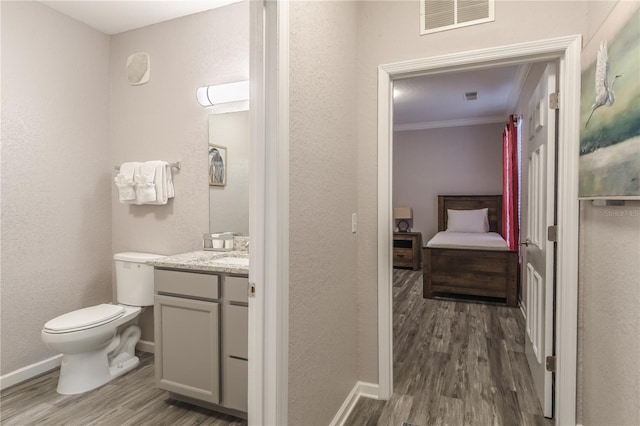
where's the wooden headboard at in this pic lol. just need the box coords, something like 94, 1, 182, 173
438, 195, 503, 234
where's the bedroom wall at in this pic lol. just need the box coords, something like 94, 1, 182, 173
393, 124, 504, 241
0, 1, 111, 376
356, 0, 591, 384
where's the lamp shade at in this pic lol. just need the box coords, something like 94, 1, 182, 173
393, 207, 412, 220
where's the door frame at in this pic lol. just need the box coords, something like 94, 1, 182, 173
377, 35, 581, 426
248, 1, 289, 425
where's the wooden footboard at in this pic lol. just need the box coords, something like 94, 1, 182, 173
423, 247, 518, 307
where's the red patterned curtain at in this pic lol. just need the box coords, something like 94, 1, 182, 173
502, 115, 519, 251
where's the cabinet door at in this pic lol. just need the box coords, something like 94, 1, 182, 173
154, 295, 220, 403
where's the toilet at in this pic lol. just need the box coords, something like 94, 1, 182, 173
41, 252, 164, 395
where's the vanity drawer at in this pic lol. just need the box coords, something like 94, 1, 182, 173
223, 357, 248, 412
224, 276, 249, 304
155, 270, 219, 300
225, 304, 248, 359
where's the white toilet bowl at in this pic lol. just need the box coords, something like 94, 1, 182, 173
41, 304, 142, 394
41, 252, 164, 395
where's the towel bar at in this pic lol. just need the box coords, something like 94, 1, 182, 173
114, 161, 181, 171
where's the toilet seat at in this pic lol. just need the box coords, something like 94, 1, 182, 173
44, 304, 125, 334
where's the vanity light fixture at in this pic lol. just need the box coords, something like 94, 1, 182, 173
196, 80, 249, 107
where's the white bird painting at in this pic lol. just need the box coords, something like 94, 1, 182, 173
585, 41, 621, 128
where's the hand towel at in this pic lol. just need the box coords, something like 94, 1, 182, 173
135, 161, 157, 203
146, 161, 175, 205
114, 162, 139, 203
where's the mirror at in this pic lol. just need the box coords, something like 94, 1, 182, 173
208, 111, 250, 235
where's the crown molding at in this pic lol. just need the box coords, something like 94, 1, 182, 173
394, 115, 506, 132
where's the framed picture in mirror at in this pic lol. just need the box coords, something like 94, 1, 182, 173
209, 143, 227, 186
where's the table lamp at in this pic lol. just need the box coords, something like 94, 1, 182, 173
394, 207, 412, 232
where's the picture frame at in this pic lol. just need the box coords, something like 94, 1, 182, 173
208, 143, 227, 186
578, 5, 640, 199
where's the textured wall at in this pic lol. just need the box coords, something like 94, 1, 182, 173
393, 124, 504, 241
288, 1, 360, 424
585, 0, 620, 42
577, 2, 639, 425
110, 2, 249, 341
356, 0, 591, 384
0, 2, 111, 374
579, 201, 640, 425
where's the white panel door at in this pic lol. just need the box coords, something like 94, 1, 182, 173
523, 63, 557, 418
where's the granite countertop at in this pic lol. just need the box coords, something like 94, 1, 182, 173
148, 250, 249, 275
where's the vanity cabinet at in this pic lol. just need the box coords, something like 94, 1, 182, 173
154, 293, 220, 403
154, 269, 248, 416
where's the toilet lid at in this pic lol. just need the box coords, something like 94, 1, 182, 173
44, 304, 125, 333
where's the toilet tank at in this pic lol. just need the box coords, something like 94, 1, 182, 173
114, 252, 165, 306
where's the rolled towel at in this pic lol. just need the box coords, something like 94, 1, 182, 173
166, 164, 175, 199
114, 162, 139, 202
147, 161, 174, 205
135, 161, 157, 204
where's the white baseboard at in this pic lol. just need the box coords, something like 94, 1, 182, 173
0, 340, 154, 391
519, 300, 526, 320
136, 339, 154, 354
329, 381, 380, 426
0, 354, 62, 391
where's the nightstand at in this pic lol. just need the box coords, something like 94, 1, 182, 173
393, 232, 422, 270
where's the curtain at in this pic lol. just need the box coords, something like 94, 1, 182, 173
502, 115, 519, 251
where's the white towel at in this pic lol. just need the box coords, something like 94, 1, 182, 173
135, 161, 157, 203
114, 162, 139, 203
146, 161, 175, 205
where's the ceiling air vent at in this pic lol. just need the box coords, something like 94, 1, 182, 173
420, 0, 495, 35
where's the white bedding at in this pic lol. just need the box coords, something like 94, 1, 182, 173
426, 231, 508, 251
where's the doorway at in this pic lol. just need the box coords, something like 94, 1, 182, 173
377, 35, 581, 426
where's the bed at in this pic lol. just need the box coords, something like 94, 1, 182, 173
422, 195, 518, 307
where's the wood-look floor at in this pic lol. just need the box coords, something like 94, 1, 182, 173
1, 269, 548, 426
0, 352, 246, 426
346, 269, 552, 426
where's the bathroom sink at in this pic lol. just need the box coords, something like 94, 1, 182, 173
212, 257, 249, 267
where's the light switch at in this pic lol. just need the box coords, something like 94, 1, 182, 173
352, 213, 357, 233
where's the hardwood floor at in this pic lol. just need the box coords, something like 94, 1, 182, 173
346, 269, 551, 426
0, 352, 246, 426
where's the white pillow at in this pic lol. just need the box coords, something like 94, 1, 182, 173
446, 208, 490, 233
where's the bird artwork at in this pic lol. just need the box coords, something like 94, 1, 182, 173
209, 146, 225, 186
585, 41, 621, 128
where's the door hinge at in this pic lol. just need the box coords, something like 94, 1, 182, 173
248, 282, 256, 298
547, 225, 558, 242
546, 355, 556, 372
549, 92, 559, 110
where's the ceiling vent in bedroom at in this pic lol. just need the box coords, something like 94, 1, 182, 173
420, 0, 495, 35
464, 91, 478, 101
